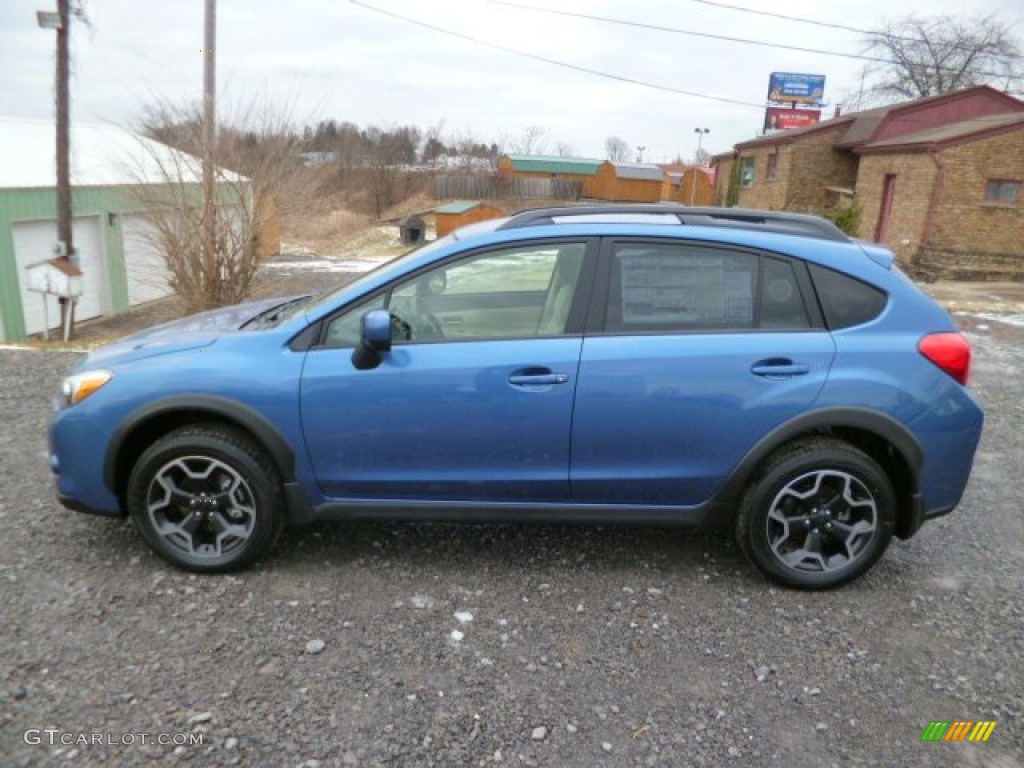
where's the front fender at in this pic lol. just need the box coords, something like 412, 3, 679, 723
104, 394, 299, 496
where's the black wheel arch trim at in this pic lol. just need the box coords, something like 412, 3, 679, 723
104, 395, 298, 496
712, 406, 924, 510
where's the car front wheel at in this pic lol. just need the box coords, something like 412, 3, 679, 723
736, 439, 896, 589
126, 425, 285, 573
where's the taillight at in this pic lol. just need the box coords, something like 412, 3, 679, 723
918, 333, 971, 385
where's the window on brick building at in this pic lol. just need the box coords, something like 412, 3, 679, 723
766, 153, 779, 181
740, 157, 756, 187
985, 180, 1020, 204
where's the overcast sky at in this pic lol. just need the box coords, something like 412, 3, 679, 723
2, 0, 1021, 164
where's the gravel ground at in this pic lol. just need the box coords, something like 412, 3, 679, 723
1, 300, 1021, 766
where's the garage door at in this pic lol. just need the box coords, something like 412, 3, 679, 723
13, 217, 107, 336
121, 214, 174, 306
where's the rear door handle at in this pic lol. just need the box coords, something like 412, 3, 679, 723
751, 360, 810, 378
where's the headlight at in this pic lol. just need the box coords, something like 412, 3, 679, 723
61, 370, 113, 407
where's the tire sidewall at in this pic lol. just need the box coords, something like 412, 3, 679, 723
127, 430, 281, 573
740, 445, 896, 589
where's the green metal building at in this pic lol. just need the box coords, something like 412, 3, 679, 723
0, 117, 234, 342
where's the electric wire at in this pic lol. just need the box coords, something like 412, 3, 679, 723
348, 0, 766, 109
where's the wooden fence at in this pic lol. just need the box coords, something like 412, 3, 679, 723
436, 175, 582, 201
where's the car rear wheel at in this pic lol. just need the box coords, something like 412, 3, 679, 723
126, 425, 285, 573
736, 439, 895, 589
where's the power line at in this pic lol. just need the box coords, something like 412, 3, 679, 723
687, 0, 906, 40
347, 0, 766, 109
687, 0, 1024, 60
490, 0, 892, 65
491, 0, 1023, 78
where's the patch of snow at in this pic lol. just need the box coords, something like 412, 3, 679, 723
454, 611, 474, 624
450, 629, 464, 643
262, 258, 387, 274
966, 312, 1024, 329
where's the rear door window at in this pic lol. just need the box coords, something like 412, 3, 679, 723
602, 242, 815, 333
606, 243, 758, 332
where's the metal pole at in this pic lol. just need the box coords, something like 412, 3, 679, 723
690, 129, 709, 205
202, 0, 217, 307
56, 0, 74, 335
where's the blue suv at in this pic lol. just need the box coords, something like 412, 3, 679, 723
50, 205, 984, 588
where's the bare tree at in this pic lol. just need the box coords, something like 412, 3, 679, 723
554, 141, 576, 157
421, 120, 447, 166
605, 135, 630, 162
365, 124, 421, 218
858, 13, 1022, 104
509, 125, 548, 155
129, 97, 308, 313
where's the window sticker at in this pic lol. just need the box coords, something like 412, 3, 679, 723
618, 250, 753, 326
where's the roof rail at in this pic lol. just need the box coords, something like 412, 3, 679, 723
497, 203, 849, 242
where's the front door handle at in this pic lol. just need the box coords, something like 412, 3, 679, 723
509, 369, 570, 386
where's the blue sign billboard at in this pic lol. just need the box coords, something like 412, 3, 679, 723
767, 73, 826, 105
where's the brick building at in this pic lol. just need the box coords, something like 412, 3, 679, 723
713, 86, 1024, 279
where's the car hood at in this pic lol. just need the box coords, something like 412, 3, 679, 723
77, 296, 305, 368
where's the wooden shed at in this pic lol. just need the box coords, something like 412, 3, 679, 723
399, 214, 427, 245
588, 162, 668, 202
497, 155, 602, 185
674, 168, 715, 205
435, 201, 504, 237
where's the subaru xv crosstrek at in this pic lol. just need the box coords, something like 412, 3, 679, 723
50, 205, 984, 589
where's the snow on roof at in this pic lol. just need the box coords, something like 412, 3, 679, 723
611, 162, 664, 181
0, 116, 242, 189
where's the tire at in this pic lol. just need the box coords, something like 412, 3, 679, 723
736, 438, 896, 589
126, 425, 285, 573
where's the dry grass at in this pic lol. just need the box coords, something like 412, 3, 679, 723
281, 207, 373, 254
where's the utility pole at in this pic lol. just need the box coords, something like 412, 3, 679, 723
55, 0, 75, 335
202, 0, 217, 306
56, 0, 72, 260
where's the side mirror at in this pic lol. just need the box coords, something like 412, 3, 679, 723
351, 309, 392, 370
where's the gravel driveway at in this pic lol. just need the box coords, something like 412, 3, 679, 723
1, 316, 1021, 767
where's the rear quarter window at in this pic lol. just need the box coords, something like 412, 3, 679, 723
809, 263, 887, 329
